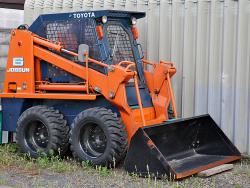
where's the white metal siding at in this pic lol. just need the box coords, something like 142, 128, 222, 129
0, 8, 24, 68
0, 8, 24, 91
234, 0, 250, 153
22, 0, 250, 154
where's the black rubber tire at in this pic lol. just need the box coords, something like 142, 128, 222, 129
16, 105, 69, 158
70, 107, 128, 167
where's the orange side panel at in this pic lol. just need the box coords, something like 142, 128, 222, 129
132, 107, 156, 123
3, 30, 35, 94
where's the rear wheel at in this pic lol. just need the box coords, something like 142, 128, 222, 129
16, 106, 69, 158
70, 107, 128, 167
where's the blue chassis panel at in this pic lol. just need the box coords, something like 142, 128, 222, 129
1, 97, 119, 132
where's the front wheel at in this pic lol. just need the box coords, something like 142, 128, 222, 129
16, 106, 69, 158
70, 107, 128, 167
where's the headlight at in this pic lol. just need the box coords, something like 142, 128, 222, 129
102, 16, 108, 24
131, 17, 137, 25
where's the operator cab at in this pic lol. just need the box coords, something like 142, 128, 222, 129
29, 10, 152, 108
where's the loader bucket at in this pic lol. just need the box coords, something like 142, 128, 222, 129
124, 115, 241, 179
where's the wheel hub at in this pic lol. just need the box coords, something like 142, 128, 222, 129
80, 123, 107, 158
36, 127, 48, 143
26, 121, 49, 150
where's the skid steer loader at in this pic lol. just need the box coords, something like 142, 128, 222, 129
0, 10, 240, 179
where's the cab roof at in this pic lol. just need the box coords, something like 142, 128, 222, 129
29, 10, 145, 34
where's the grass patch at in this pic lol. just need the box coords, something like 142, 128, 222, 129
233, 157, 250, 178
234, 184, 241, 188
0, 176, 7, 185
82, 160, 110, 177
0, 144, 113, 176
0, 144, 78, 173
242, 156, 250, 165
247, 170, 250, 178
36, 155, 78, 173
96, 166, 110, 177
0, 144, 26, 167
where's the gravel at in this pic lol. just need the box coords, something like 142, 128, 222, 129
0, 158, 249, 188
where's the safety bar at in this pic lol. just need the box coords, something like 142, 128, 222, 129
85, 52, 89, 94
133, 73, 146, 126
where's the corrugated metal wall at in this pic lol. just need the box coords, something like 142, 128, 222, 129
0, 8, 24, 90
9, 0, 248, 154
